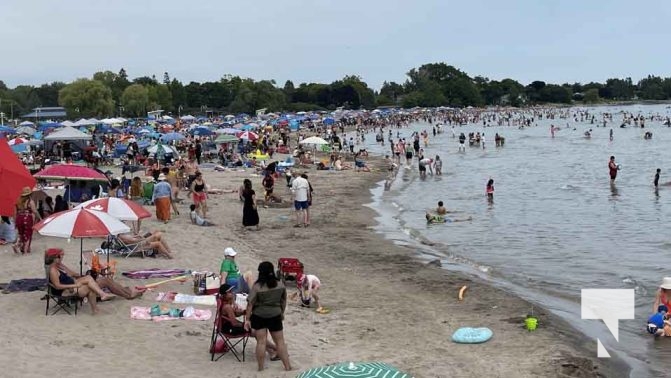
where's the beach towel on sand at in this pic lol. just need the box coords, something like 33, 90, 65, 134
0, 278, 48, 293
130, 306, 211, 322
156, 292, 217, 306
122, 268, 190, 279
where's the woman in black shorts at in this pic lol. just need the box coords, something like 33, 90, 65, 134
244, 261, 292, 372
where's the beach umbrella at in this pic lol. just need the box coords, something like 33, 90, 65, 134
218, 128, 239, 134
159, 132, 185, 143
191, 127, 214, 136
11, 143, 29, 153
15, 126, 36, 135
19, 121, 34, 127
323, 117, 335, 125
0, 125, 13, 133
299, 136, 329, 145
33, 208, 130, 275
76, 197, 151, 221
214, 134, 239, 143
8, 137, 28, 146
147, 144, 178, 155
34, 164, 108, 181
296, 362, 411, 378
236, 131, 259, 141
0, 138, 36, 216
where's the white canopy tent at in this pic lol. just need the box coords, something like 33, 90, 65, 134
44, 126, 92, 141
43, 126, 93, 159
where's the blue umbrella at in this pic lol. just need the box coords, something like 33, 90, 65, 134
323, 117, 335, 125
160, 132, 186, 143
190, 127, 214, 136
11, 144, 29, 153
0, 125, 14, 133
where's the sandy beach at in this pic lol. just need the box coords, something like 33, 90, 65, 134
0, 155, 628, 378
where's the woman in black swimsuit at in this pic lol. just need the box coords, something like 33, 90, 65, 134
190, 171, 208, 219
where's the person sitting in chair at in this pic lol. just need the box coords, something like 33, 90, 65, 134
217, 283, 280, 360
47, 249, 116, 314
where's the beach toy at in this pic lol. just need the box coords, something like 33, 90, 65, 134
525, 316, 538, 331
247, 149, 270, 161
316, 307, 331, 314
458, 285, 468, 301
452, 327, 493, 344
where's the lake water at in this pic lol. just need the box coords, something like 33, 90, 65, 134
362, 104, 671, 377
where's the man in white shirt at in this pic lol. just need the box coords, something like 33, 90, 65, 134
291, 173, 310, 227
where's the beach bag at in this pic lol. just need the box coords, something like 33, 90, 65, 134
210, 336, 229, 353
193, 272, 220, 295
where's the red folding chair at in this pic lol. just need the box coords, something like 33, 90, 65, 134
209, 294, 250, 362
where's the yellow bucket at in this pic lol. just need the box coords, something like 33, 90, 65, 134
525, 316, 538, 331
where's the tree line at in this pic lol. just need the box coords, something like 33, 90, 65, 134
1, 63, 671, 118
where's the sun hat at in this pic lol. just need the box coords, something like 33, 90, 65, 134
157, 173, 166, 181
224, 247, 237, 257
661, 277, 671, 290
296, 273, 305, 284
20, 187, 32, 197
46, 248, 63, 257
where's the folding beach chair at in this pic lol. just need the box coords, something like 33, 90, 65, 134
210, 294, 250, 362
44, 259, 82, 316
107, 234, 153, 259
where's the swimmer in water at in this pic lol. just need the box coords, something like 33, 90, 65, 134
486, 178, 494, 200
609, 156, 619, 183
655, 168, 661, 188
425, 212, 472, 224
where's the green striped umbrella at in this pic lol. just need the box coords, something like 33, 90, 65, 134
215, 134, 238, 143
296, 361, 411, 378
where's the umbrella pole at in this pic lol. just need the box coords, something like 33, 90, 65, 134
80, 238, 83, 276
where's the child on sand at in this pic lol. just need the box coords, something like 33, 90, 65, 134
189, 204, 215, 226
293, 273, 325, 313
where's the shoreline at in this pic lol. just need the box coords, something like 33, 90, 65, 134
0, 156, 629, 377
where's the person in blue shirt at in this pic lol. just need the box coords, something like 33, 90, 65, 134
152, 174, 174, 223
647, 304, 669, 336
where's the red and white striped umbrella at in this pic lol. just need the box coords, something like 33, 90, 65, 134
236, 131, 259, 141
76, 197, 151, 221
8, 137, 28, 146
34, 208, 130, 238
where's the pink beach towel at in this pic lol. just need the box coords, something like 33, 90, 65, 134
130, 306, 211, 322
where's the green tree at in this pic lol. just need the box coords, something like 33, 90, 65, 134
34, 82, 66, 106
379, 81, 404, 104
120, 84, 149, 116
583, 88, 600, 103
147, 84, 173, 112
58, 78, 114, 117
168, 79, 187, 112
283, 80, 295, 102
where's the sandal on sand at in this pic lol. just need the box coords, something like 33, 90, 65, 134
293, 224, 302, 228
270, 355, 281, 361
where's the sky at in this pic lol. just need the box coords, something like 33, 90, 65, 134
1, 0, 670, 90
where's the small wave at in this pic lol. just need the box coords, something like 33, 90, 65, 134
622, 277, 637, 285
560, 184, 580, 191
634, 286, 648, 296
